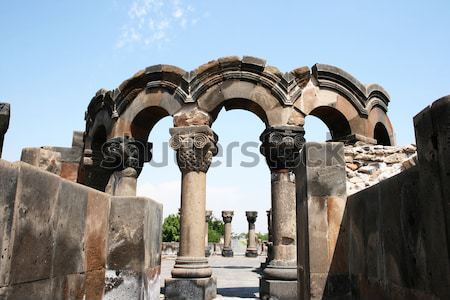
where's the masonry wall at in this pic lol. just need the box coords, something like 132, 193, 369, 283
333, 166, 449, 299
0, 160, 162, 300
297, 96, 450, 299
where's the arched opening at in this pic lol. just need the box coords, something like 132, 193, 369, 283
210, 98, 269, 125
206, 101, 269, 264
308, 106, 351, 140
374, 122, 391, 146
135, 114, 181, 206
86, 125, 111, 191
304, 115, 332, 142
131, 106, 170, 141
91, 125, 107, 165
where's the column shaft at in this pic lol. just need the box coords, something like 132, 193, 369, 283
222, 211, 234, 257
245, 211, 258, 257
179, 171, 206, 258
271, 171, 297, 263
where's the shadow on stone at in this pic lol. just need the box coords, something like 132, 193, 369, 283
217, 287, 258, 298
211, 266, 254, 270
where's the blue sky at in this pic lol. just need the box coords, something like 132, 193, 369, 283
1, 0, 449, 233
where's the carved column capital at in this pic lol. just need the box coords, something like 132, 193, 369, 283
0, 103, 11, 135
169, 125, 218, 173
101, 136, 152, 172
205, 210, 212, 223
246, 211, 258, 224
260, 125, 305, 171
222, 210, 234, 223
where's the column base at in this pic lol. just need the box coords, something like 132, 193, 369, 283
259, 278, 298, 300
165, 277, 217, 300
221, 249, 233, 257
245, 249, 258, 257
171, 257, 212, 278
205, 248, 211, 257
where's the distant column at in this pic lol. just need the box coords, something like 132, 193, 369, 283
222, 211, 234, 257
205, 210, 212, 257
245, 211, 258, 257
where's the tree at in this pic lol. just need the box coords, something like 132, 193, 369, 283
256, 232, 268, 241
208, 217, 224, 243
162, 214, 180, 242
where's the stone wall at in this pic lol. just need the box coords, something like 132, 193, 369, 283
345, 143, 417, 195
21, 131, 84, 182
332, 165, 449, 299
0, 160, 162, 300
296, 96, 450, 299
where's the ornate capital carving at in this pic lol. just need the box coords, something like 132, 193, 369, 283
205, 210, 212, 223
0, 103, 11, 135
260, 125, 305, 170
169, 125, 218, 173
100, 136, 152, 172
222, 210, 234, 223
246, 211, 258, 224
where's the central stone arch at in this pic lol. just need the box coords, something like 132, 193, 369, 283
78, 56, 395, 300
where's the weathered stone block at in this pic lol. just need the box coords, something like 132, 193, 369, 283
20, 147, 62, 175
0, 160, 19, 286
296, 142, 347, 300
9, 162, 61, 284
165, 277, 217, 300
0, 159, 162, 299
260, 278, 297, 300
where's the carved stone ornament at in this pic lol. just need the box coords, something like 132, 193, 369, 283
100, 136, 152, 171
169, 125, 218, 173
0, 103, 11, 134
246, 211, 258, 224
222, 211, 234, 223
260, 125, 305, 170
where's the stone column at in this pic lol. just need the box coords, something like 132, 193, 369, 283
165, 125, 218, 300
102, 136, 152, 196
259, 125, 305, 300
0, 103, 10, 159
245, 211, 258, 257
221, 211, 234, 257
205, 210, 212, 257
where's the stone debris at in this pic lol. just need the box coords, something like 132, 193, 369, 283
345, 143, 417, 195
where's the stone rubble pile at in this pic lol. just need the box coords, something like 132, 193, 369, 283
345, 143, 418, 195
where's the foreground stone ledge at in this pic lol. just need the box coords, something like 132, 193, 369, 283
164, 276, 217, 300
259, 278, 298, 300
0, 160, 162, 299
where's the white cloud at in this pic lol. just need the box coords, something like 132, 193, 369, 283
116, 0, 199, 49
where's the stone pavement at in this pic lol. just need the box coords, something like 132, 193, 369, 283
160, 256, 265, 299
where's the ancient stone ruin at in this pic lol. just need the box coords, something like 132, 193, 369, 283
0, 56, 448, 300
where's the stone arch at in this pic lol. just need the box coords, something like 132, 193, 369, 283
297, 86, 365, 139
374, 122, 391, 146
193, 56, 309, 127
308, 106, 352, 140
368, 106, 395, 145
111, 89, 183, 139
